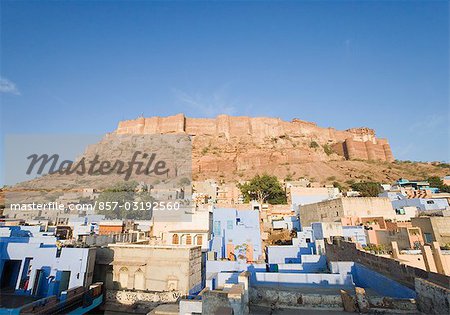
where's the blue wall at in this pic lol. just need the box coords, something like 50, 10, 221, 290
351, 263, 416, 299
210, 208, 262, 261
342, 226, 367, 246
392, 198, 449, 211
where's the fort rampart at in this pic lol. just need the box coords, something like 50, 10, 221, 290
116, 114, 394, 162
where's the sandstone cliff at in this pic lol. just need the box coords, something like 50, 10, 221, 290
4, 114, 448, 198
115, 114, 397, 181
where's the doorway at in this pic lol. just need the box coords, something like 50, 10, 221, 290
1, 260, 22, 290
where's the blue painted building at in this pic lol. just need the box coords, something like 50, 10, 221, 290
272, 216, 300, 230
0, 226, 96, 298
210, 207, 262, 262
396, 179, 429, 190
342, 226, 367, 246
380, 190, 449, 211
266, 229, 316, 264
392, 198, 449, 211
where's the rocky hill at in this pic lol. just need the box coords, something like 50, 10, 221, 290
115, 114, 448, 185
4, 114, 449, 200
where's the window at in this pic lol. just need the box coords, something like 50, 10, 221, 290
119, 267, 129, 289
134, 269, 145, 291
186, 234, 192, 245
57, 271, 71, 294
197, 235, 203, 245
424, 233, 433, 243
19, 258, 33, 290
426, 200, 435, 204
227, 220, 234, 229
213, 221, 221, 236
172, 234, 179, 245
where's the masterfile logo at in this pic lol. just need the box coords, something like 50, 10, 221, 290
26, 151, 170, 180
4, 134, 193, 221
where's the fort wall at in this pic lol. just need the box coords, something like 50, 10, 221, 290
116, 114, 394, 162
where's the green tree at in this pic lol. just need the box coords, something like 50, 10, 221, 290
350, 182, 382, 197
427, 176, 450, 193
238, 174, 287, 204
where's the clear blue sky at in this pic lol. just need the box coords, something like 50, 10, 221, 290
1, 1, 449, 185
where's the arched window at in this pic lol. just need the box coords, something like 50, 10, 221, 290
172, 234, 179, 244
134, 268, 145, 291
196, 235, 203, 245
118, 267, 129, 289
186, 234, 192, 245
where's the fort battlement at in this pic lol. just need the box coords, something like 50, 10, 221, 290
116, 114, 394, 162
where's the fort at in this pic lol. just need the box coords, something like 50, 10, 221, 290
116, 114, 394, 162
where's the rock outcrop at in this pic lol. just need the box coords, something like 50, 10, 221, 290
115, 114, 394, 180
6, 114, 449, 191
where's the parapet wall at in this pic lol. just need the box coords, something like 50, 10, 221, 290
415, 278, 450, 315
325, 240, 450, 290
116, 114, 394, 162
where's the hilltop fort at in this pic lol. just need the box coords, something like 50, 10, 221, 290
112, 114, 402, 182
116, 113, 394, 161
6, 113, 448, 194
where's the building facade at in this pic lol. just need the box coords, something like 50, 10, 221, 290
411, 217, 450, 245
299, 197, 395, 227
0, 226, 95, 297
210, 208, 262, 262
108, 244, 202, 295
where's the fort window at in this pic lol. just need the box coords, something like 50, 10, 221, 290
196, 235, 203, 245
186, 234, 192, 245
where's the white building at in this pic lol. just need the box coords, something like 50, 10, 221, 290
0, 226, 96, 297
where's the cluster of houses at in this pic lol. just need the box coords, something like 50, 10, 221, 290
0, 176, 449, 314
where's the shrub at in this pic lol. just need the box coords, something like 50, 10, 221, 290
333, 181, 344, 192
350, 182, 382, 197
323, 144, 334, 156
